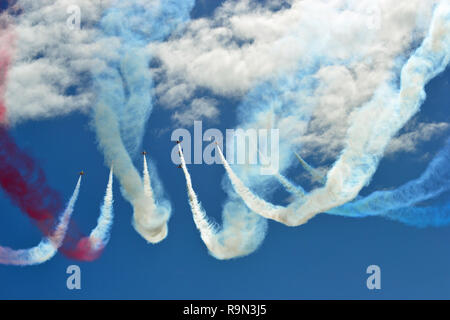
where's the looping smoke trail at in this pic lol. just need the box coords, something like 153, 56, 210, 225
92, 0, 195, 244
178, 143, 267, 259
216, 2, 450, 227
93, 103, 168, 243
0, 176, 81, 266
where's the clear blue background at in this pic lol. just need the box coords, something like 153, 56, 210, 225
0, 0, 449, 299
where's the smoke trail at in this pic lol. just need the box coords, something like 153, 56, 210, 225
0, 28, 63, 236
0, 176, 81, 266
93, 103, 168, 243
217, 2, 450, 227
258, 149, 305, 197
143, 155, 154, 200
382, 200, 450, 228
178, 143, 267, 259
0, 27, 13, 125
275, 173, 305, 198
0, 21, 111, 261
293, 151, 326, 185
87, 167, 114, 252
216, 144, 304, 225
0, 124, 114, 261
92, 0, 195, 243
315, 1, 450, 217
327, 137, 450, 223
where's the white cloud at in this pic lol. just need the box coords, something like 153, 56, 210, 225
172, 97, 219, 125
4, 0, 112, 124
385, 122, 450, 156
153, 0, 439, 143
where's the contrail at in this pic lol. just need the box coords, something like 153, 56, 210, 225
178, 143, 267, 259
92, 0, 195, 243
216, 2, 450, 227
0, 176, 82, 266
293, 151, 326, 185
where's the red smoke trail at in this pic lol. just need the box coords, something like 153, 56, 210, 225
0, 26, 102, 262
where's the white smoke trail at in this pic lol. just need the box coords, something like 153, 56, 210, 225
143, 155, 154, 200
92, 0, 197, 244
88, 167, 114, 251
178, 143, 267, 259
216, 144, 303, 225
0, 176, 82, 266
216, 2, 450, 227
258, 149, 305, 197
275, 173, 305, 198
177, 144, 217, 247
293, 151, 326, 185
93, 103, 168, 243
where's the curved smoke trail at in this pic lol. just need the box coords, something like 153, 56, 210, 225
92, 0, 195, 243
178, 143, 267, 259
216, 1, 450, 227
326, 137, 450, 225
0, 176, 81, 266
0, 18, 114, 260
216, 144, 303, 225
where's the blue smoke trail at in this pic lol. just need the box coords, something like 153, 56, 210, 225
328, 137, 450, 225
92, 0, 195, 243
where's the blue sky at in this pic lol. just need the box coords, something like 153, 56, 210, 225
0, 0, 450, 299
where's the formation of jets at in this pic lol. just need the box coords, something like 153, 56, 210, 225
78, 142, 185, 177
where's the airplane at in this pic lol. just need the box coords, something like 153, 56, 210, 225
142, 151, 147, 155
79, 171, 85, 176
